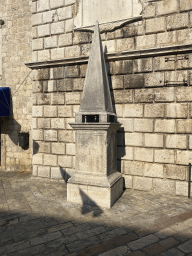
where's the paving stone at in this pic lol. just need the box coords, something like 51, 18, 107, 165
135, 228, 157, 237
76, 226, 107, 239
159, 248, 185, 256
97, 228, 127, 242
159, 237, 180, 249
66, 236, 100, 253
80, 231, 137, 255
142, 242, 165, 255
178, 239, 192, 253
98, 238, 118, 252
98, 245, 129, 256
13, 231, 34, 243
155, 228, 177, 239
127, 234, 159, 251
6, 241, 31, 253
183, 218, 192, 227
61, 223, 92, 236
0, 237, 14, 247
78, 243, 105, 256
42, 218, 59, 228
25, 220, 45, 231
0, 246, 7, 255
112, 233, 139, 246
30, 231, 62, 246
45, 244, 68, 255
48, 222, 73, 233
173, 231, 190, 242
47, 234, 79, 247
170, 222, 188, 232
128, 251, 145, 256
19, 244, 46, 256
39, 247, 69, 256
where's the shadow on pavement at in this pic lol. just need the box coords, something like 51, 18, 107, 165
1, 171, 192, 256
79, 189, 103, 217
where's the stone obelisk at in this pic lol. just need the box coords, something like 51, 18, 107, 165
67, 21, 123, 208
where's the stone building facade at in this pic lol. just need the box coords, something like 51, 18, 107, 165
1, 0, 192, 197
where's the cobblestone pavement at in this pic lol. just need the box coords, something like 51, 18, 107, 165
1, 171, 192, 256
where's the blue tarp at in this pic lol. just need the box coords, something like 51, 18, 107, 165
0, 87, 10, 117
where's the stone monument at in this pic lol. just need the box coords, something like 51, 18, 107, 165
67, 21, 123, 208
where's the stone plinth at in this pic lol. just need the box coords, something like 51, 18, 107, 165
67, 123, 123, 208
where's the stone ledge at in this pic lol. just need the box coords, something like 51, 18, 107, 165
70, 123, 121, 131
26, 43, 192, 69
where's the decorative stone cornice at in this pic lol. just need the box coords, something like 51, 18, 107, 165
25, 43, 192, 69
70, 123, 121, 131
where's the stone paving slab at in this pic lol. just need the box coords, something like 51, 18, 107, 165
1, 171, 192, 255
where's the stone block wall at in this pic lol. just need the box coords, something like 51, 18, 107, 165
0, 0, 32, 172
32, 66, 81, 180
30, 0, 192, 196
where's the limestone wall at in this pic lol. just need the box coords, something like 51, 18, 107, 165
30, 0, 192, 196
32, 67, 79, 180
0, 0, 32, 172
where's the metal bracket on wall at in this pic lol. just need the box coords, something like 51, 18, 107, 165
189, 163, 191, 199
165, 79, 188, 86
165, 55, 189, 62
148, 0, 163, 2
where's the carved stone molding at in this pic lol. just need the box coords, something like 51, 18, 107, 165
26, 44, 192, 69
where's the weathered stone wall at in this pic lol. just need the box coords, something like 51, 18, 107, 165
30, 0, 192, 197
0, 0, 32, 172
32, 66, 79, 180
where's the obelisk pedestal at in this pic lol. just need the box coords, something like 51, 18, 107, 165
67, 123, 123, 208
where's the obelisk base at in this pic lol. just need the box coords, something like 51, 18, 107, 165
67, 177, 123, 208
67, 123, 123, 208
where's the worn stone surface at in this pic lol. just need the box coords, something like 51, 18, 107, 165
1, 171, 192, 256
78, 22, 113, 116
74, 0, 142, 28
